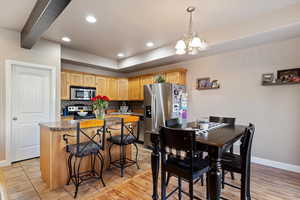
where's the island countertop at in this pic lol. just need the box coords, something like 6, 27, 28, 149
39, 114, 140, 131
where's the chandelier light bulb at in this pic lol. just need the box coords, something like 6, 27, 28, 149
175, 40, 187, 50
190, 37, 202, 48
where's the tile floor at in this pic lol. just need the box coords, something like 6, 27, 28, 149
0, 145, 151, 200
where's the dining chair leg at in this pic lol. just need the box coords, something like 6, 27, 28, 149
166, 173, 171, 186
201, 175, 204, 186
178, 177, 182, 200
230, 146, 235, 180
189, 180, 194, 200
222, 169, 225, 189
161, 168, 167, 200
206, 175, 210, 200
246, 167, 251, 200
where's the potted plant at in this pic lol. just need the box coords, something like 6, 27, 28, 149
154, 75, 166, 83
91, 95, 110, 120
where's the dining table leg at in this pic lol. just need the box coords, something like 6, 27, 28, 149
151, 133, 160, 200
207, 146, 223, 200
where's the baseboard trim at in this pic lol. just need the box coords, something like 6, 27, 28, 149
0, 160, 10, 167
252, 156, 300, 173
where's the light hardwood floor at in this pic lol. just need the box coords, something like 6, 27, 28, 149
1, 147, 300, 200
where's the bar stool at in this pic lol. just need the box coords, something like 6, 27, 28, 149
63, 120, 106, 198
107, 117, 140, 177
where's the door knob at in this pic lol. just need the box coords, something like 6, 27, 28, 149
12, 117, 18, 121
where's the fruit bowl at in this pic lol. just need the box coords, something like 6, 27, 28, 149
77, 112, 88, 117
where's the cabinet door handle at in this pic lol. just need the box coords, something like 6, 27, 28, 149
12, 117, 18, 121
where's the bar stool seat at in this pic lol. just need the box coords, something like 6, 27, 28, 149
67, 141, 102, 157
108, 135, 136, 145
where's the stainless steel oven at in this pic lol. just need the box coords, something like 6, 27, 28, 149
70, 86, 96, 101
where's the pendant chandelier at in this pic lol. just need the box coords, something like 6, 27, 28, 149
175, 7, 208, 55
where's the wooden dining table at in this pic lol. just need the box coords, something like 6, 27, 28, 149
150, 122, 247, 200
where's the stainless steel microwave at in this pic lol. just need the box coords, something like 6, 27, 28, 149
70, 86, 96, 101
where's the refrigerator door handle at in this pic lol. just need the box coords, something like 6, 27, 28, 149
152, 94, 157, 131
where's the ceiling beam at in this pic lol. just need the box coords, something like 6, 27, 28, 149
21, 0, 72, 49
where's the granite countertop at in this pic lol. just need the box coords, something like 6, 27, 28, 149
109, 112, 144, 116
40, 120, 79, 131
40, 114, 141, 131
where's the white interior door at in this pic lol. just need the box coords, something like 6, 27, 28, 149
11, 65, 52, 162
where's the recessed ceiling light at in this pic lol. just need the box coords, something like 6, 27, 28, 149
146, 42, 154, 47
86, 15, 97, 23
62, 37, 71, 42
117, 53, 124, 58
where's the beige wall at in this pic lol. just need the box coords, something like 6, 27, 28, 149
62, 62, 126, 77
0, 28, 61, 162
129, 37, 300, 166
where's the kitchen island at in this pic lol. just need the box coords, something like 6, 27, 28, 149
39, 115, 139, 190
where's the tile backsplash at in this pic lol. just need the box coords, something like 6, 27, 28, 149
61, 100, 144, 113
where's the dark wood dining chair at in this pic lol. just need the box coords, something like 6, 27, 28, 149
166, 118, 181, 128
107, 117, 140, 177
63, 120, 106, 198
221, 123, 255, 200
165, 118, 206, 186
160, 126, 210, 200
209, 116, 236, 180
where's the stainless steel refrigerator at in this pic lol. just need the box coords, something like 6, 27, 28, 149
143, 83, 186, 147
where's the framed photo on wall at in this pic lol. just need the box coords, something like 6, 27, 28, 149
196, 77, 210, 89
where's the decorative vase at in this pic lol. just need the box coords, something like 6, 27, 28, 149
96, 109, 105, 120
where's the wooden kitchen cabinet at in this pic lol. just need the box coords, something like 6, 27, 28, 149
107, 78, 118, 100
69, 73, 83, 86
128, 77, 141, 100
61, 71, 70, 100
118, 78, 128, 100
61, 68, 186, 100
83, 74, 96, 87
165, 71, 186, 85
140, 75, 154, 100
95, 76, 108, 96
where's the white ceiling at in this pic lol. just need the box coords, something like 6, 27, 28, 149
0, 0, 300, 68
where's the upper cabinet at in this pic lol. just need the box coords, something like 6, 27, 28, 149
118, 79, 128, 100
140, 75, 154, 100
128, 77, 141, 100
61, 72, 70, 100
69, 73, 83, 86
83, 74, 96, 87
165, 71, 186, 85
61, 68, 186, 101
107, 78, 118, 100
95, 76, 107, 96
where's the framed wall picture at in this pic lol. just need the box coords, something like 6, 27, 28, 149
196, 77, 210, 89
277, 68, 300, 83
262, 73, 274, 83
